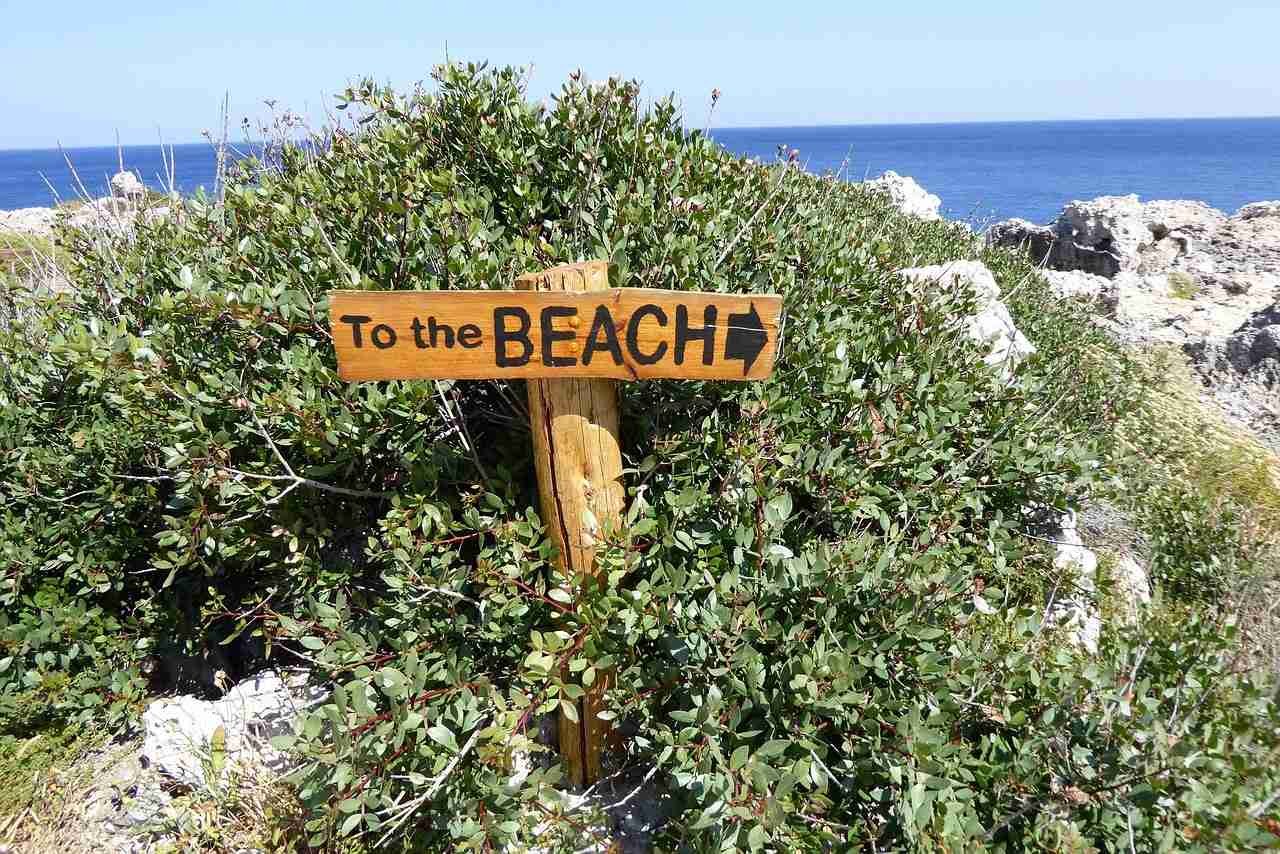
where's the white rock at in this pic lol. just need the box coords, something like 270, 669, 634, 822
1048, 601, 1102, 654
896, 260, 1036, 375
1054, 194, 1148, 276
1044, 510, 1102, 653
1052, 510, 1098, 582
0, 206, 57, 236
864, 170, 942, 220
141, 671, 324, 789
985, 218, 1056, 263
110, 170, 145, 202
991, 196, 1230, 281
1142, 199, 1227, 240
1110, 554, 1151, 625
1236, 201, 1280, 221
1042, 270, 1119, 309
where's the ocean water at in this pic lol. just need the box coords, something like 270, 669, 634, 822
0, 143, 230, 211
710, 117, 1280, 225
3, 117, 1278, 224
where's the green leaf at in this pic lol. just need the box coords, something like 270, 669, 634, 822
757, 739, 789, 758
428, 724, 460, 752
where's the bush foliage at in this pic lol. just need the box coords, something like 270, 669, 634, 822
1, 63, 1277, 851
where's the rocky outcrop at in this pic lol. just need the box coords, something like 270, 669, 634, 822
1111, 555, 1153, 626
1207, 203, 1280, 295
1047, 510, 1103, 653
1185, 300, 1280, 447
987, 194, 1279, 301
896, 260, 1035, 376
987, 195, 1280, 364
986, 194, 1226, 279
141, 671, 324, 789
1197, 302, 1280, 384
865, 170, 942, 220
990, 191, 1279, 455
0, 170, 165, 238
0, 206, 58, 235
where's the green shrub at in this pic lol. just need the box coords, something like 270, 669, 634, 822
1, 63, 1276, 851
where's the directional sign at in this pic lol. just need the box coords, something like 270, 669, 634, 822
328, 288, 783, 382
327, 262, 782, 788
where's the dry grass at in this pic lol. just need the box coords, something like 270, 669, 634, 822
1126, 346, 1280, 536
149, 767, 315, 853
1117, 345, 1280, 680
0, 728, 314, 854
0, 729, 118, 854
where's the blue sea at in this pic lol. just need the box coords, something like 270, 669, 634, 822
2, 117, 1278, 225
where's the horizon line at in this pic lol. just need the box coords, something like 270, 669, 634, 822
3, 113, 1279, 152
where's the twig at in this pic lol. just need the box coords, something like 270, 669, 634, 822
715, 165, 791, 269
373, 721, 487, 847
1102, 642, 1149, 728
427, 725, 483, 797
1249, 786, 1280, 819
215, 90, 230, 204
219, 403, 392, 504
599, 763, 660, 812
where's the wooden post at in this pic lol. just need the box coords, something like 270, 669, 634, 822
516, 260, 625, 787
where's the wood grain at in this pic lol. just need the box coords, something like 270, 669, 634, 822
520, 262, 625, 787
328, 284, 781, 382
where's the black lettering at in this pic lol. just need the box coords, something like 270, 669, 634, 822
370, 323, 397, 349
411, 317, 429, 349
457, 324, 482, 348
428, 316, 455, 348
541, 306, 579, 367
339, 314, 372, 348
493, 307, 532, 367
626, 303, 668, 365
581, 305, 623, 366
675, 304, 717, 366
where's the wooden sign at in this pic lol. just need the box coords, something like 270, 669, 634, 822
328, 287, 782, 382
328, 261, 782, 789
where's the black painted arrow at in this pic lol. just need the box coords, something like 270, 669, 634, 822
724, 302, 768, 376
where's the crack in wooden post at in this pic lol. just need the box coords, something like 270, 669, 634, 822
516, 260, 624, 787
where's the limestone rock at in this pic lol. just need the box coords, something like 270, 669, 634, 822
0, 206, 57, 236
1237, 201, 1280, 221
1142, 199, 1227, 242
110, 170, 145, 202
1193, 302, 1280, 386
895, 260, 1035, 375
1042, 270, 1119, 310
1203, 201, 1280, 295
1051, 194, 1148, 276
987, 195, 1269, 290
989, 193, 1279, 360
864, 170, 942, 220
1046, 510, 1101, 653
986, 218, 1056, 264
1110, 555, 1152, 626
141, 671, 325, 789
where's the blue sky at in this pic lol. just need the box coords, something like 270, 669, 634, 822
2, 0, 1279, 148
